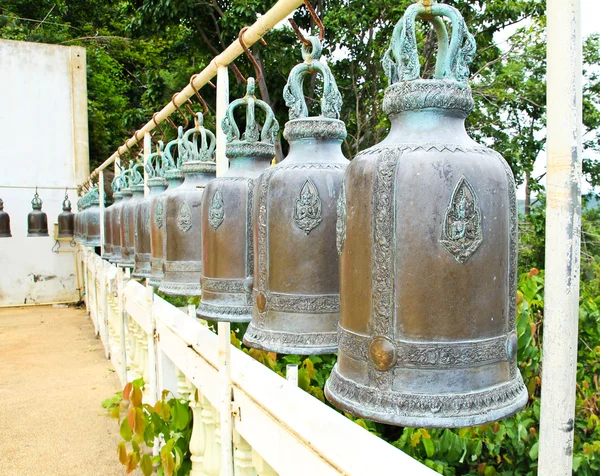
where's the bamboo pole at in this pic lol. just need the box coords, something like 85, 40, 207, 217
538, 0, 582, 474
83, 0, 304, 185
216, 66, 230, 177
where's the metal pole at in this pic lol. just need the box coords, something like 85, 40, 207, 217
216, 65, 230, 177
538, 1, 582, 474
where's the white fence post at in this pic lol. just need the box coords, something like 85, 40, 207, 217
538, 0, 583, 474
218, 322, 234, 476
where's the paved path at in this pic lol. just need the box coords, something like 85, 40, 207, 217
0, 306, 125, 475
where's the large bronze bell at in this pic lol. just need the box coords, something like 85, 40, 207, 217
133, 147, 165, 279
27, 189, 49, 237
198, 78, 278, 322
103, 177, 121, 261
149, 140, 183, 288
109, 172, 129, 264
85, 188, 101, 247
57, 190, 75, 238
243, 37, 348, 354
159, 120, 216, 296
0, 198, 11, 238
119, 163, 144, 268
74, 198, 82, 243
325, 0, 527, 428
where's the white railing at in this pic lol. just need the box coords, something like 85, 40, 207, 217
79, 246, 434, 475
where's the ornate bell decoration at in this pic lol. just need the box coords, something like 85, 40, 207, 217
325, 0, 527, 428
0, 198, 11, 238
149, 138, 183, 288
159, 119, 216, 296
57, 190, 75, 238
85, 187, 102, 247
118, 163, 144, 267
109, 172, 129, 264
27, 189, 49, 237
198, 78, 278, 322
133, 146, 165, 279
243, 37, 348, 354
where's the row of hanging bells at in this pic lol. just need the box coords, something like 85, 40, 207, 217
89, 0, 526, 428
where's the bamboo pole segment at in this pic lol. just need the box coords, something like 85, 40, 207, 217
83, 0, 304, 185
216, 66, 230, 177
538, 0, 582, 474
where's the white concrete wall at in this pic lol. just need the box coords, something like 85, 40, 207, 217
0, 40, 89, 306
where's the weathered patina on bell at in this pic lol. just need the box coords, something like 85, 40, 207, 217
243, 37, 348, 354
0, 198, 11, 238
133, 146, 165, 279
27, 189, 49, 237
197, 78, 278, 322
159, 119, 216, 296
325, 0, 527, 428
109, 172, 129, 264
84, 187, 101, 247
57, 190, 75, 238
149, 139, 183, 288
119, 163, 143, 268
103, 177, 121, 261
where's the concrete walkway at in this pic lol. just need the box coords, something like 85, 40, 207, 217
0, 306, 125, 475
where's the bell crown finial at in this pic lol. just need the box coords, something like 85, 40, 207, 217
31, 188, 43, 210
181, 113, 217, 164
283, 36, 342, 120
383, 0, 476, 85
145, 140, 165, 178
222, 78, 279, 146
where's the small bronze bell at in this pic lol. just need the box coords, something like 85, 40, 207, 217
243, 37, 349, 354
198, 78, 278, 322
85, 188, 101, 247
0, 198, 11, 238
119, 163, 144, 268
57, 190, 75, 238
159, 120, 216, 296
133, 146, 165, 279
325, 0, 527, 428
109, 172, 129, 264
149, 139, 183, 288
27, 189, 49, 237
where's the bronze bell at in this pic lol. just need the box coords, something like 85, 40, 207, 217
27, 189, 49, 237
57, 190, 75, 238
243, 37, 349, 354
149, 140, 183, 288
0, 198, 11, 238
119, 163, 144, 268
325, 0, 527, 428
159, 120, 216, 296
198, 78, 278, 322
103, 177, 121, 261
85, 188, 102, 247
74, 198, 82, 243
133, 146, 165, 279
81, 193, 90, 245
109, 172, 129, 264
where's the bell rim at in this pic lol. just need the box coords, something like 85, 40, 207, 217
243, 322, 338, 355
324, 365, 528, 429
27, 232, 50, 237
158, 279, 202, 296
196, 300, 252, 323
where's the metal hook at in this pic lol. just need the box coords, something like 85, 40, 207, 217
288, 0, 325, 45
171, 93, 190, 129
189, 75, 210, 115
238, 27, 267, 84
153, 113, 167, 141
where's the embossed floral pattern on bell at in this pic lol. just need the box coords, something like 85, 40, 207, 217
243, 37, 349, 354
198, 77, 278, 323
159, 120, 216, 296
325, 0, 527, 428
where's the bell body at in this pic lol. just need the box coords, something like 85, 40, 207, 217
85, 202, 101, 247
58, 210, 75, 238
118, 189, 138, 267
325, 81, 527, 428
103, 199, 115, 260
159, 164, 215, 296
74, 207, 82, 243
114, 191, 132, 264
149, 173, 181, 287
0, 204, 11, 238
133, 183, 163, 279
243, 118, 348, 354
198, 151, 272, 322
28, 210, 49, 237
